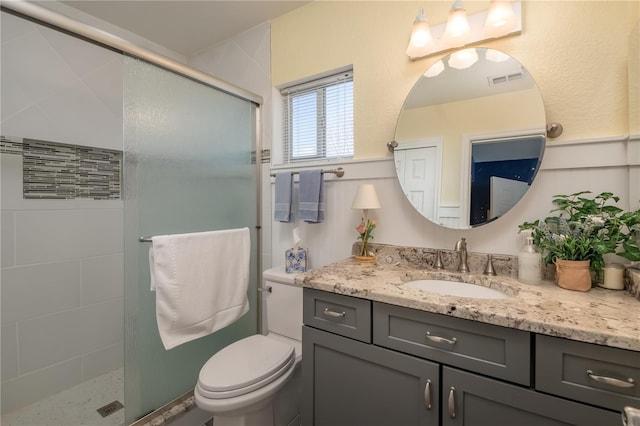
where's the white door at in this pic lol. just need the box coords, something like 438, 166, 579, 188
397, 146, 438, 219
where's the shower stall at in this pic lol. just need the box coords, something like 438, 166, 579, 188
1, 5, 261, 425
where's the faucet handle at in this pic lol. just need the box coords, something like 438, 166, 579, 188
434, 250, 445, 270
484, 254, 496, 276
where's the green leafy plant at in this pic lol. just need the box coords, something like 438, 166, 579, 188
519, 191, 640, 277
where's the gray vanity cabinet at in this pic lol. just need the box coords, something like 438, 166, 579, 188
302, 288, 624, 426
302, 325, 439, 426
442, 367, 620, 425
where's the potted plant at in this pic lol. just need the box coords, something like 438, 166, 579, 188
519, 191, 640, 291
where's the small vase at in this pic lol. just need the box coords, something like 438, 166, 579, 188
554, 259, 592, 292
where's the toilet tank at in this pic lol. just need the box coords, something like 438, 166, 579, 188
263, 266, 303, 342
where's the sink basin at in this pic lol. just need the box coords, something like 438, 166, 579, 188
405, 279, 508, 299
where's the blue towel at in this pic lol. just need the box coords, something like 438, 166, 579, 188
274, 172, 294, 222
299, 169, 324, 223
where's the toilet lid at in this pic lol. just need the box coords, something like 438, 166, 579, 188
198, 334, 294, 394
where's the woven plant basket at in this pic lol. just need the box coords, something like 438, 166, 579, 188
554, 259, 592, 292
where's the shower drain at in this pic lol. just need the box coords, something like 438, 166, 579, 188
97, 400, 124, 418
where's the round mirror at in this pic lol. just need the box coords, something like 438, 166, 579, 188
394, 48, 546, 229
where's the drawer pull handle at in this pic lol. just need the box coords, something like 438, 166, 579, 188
586, 370, 635, 388
448, 387, 456, 419
425, 331, 457, 345
323, 308, 346, 318
424, 379, 432, 410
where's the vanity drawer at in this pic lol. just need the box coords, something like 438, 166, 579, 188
373, 302, 531, 385
303, 288, 371, 343
536, 334, 640, 412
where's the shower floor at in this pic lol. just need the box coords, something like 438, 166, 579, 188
2, 368, 124, 426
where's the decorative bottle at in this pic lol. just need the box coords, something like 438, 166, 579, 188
518, 236, 542, 285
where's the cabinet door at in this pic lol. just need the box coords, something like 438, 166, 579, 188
442, 367, 620, 426
303, 325, 439, 426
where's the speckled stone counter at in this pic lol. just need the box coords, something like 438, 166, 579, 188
295, 244, 640, 352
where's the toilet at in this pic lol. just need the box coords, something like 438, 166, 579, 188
194, 266, 303, 426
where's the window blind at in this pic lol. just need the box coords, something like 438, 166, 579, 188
281, 70, 354, 163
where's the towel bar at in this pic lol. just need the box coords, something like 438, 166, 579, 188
139, 236, 152, 242
269, 167, 344, 178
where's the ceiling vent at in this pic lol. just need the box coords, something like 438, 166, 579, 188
488, 72, 523, 86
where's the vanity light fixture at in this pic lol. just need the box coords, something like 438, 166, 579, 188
442, 0, 471, 49
484, 0, 518, 38
406, 9, 435, 58
406, 1, 522, 61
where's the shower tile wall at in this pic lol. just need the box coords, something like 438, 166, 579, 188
1, 11, 124, 414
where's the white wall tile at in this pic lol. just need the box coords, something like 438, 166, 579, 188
82, 253, 124, 304
37, 76, 122, 150
0, 11, 38, 43
18, 298, 123, 374
1, 11, 123, 151
1, 358, 82, 414
81, 58, 124, 120
1, 261, 81, 324
42, 24, 119, 79
1, 29, 76, 110
1, 211, 15, 267
1, 323, 19, 381
14, 209, 123, 265
0, 154, 23, 211
81, 342, 123, 381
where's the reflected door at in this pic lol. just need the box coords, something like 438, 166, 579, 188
395, 145, 440, 220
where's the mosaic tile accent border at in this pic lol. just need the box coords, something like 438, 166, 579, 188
0, 136, 122, 200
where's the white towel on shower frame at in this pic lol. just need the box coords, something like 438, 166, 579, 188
149, 228, 250, 350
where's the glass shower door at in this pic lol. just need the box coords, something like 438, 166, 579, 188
123, 56, 258, 423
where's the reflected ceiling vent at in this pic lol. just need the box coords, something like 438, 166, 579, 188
487, 72, 523, 86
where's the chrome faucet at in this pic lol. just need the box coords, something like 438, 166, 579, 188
454, 237, 469, 273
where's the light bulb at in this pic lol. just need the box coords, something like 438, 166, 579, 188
484, 0, 518, 38
442, 1, 471, 49
406, 9, 435, 58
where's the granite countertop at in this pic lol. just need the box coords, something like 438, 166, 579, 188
295, 246, 640, 352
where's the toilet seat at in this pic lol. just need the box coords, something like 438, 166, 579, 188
198, 334, 295, 399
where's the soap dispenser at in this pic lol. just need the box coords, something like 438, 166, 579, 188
518, 234, 542, 285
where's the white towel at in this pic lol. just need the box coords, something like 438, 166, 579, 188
149, 228, 250, 350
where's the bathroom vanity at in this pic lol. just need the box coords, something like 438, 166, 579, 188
297, 247, 640, 426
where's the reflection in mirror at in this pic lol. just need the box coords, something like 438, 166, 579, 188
394, 48, 546, 229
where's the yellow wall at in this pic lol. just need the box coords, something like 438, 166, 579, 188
272, 1, 639, 158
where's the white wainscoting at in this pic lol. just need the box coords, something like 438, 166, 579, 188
266, 135, 637, 271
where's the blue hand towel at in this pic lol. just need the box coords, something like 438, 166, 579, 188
299, 169, 324, 223
274, 172, 293, 222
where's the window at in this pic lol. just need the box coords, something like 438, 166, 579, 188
281, 69, 354, 163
